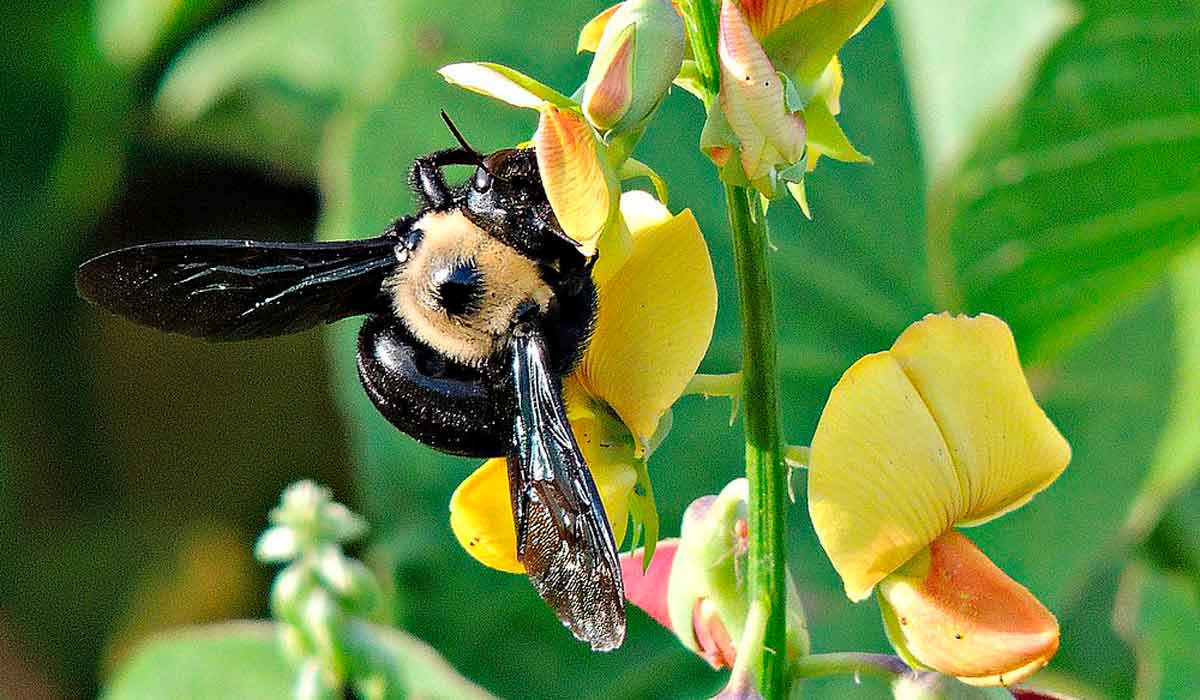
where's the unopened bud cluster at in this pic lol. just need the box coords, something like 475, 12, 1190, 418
256, 481, 383, 700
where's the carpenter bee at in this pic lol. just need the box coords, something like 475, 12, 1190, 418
76, 114, 626, 650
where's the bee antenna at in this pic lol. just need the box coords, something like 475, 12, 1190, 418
440, 110, 480, 160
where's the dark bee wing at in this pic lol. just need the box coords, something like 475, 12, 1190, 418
76, 237, 398, 340
508, 328, 626, 651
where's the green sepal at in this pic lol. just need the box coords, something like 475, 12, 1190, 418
805, 96, 871, 165
618, 157, 670, 205
781, 72, 806, 113
627, 454, 661, 570
673, 60, 708, 102
787, 180, 812, 219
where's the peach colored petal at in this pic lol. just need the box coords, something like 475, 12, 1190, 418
533, 105, 614, 256
879, 531, 1059, 686
717, 0, 805, 182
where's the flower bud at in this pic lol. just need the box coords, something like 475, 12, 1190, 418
622, 479, 808, 668
314, 546, 382, 616
270, 563, 314, 624
581, 0, 685, 135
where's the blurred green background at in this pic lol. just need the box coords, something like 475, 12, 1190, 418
2, 0, 1198, 698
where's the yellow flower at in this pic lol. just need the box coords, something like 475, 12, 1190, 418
450, 191, 718, 573
808, 313, 1069, 686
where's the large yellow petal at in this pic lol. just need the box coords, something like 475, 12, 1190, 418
808, 352, 963, 601
889, 313, 1071, 526
449, 457, 523, 573
878, 531, 1059, 686
449, 378, 638, 573
578, 200, 717, 445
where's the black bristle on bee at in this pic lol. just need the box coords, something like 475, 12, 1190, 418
75, 112, 626, 651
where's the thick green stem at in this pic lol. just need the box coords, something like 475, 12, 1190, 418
725, 184, 789, 699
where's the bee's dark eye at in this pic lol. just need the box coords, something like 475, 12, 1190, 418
432, 260, 483, 317
472, 168, 492, 192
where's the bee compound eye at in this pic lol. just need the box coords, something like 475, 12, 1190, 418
431, 259, 483, 317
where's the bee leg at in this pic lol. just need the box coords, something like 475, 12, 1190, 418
409, 148, 480, 211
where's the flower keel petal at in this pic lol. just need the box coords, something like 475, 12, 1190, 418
879, 531, 1059, 686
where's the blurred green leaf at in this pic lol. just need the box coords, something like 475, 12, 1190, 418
154, 0, 406, 180
1114, 564, 1200, 700
1142, 485, 1200, 601
927, 2, 1200, 363
890, 0, 1075, 177
103, 621, 496, 700
1124, 248, 1200, 540
1053, 560, 1137, 700
103, 623, 293, 700
95, 0, 229, 69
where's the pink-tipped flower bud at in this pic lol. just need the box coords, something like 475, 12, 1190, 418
581, 0, 685, 135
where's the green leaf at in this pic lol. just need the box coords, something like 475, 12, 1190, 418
889, 0, 1075, 175
102, 621, 495, 700
103, 623, 295, 700
926, 4, 1200, 363
1125, 248, 1200, 540
95, 0, 228, 69
154, 0, 405, 180
1115, 564, 1200, 700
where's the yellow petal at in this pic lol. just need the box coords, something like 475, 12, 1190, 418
438, 63, 544, 109
578, 3, 624, 53
717, 0, 806, 183
578, 205, 717, 445
809, 352, 963, 601
888, 313, 1071, 526
878, 531, 1059, 686
738, 0, 828, 39
449, 377, 638, 573
449, 457, 524, 573
533, 105, 616, 257
617, 189, 671, 232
